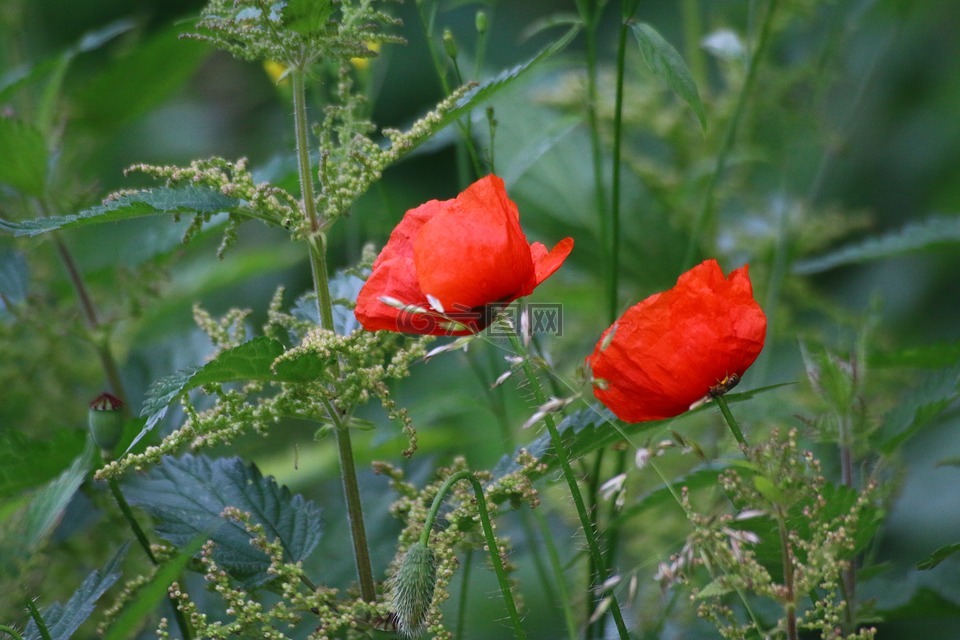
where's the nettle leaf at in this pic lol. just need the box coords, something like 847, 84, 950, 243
23, 444, 94, 549
871, 340, 960, 369
876, 362, 960, 455
793, 214, 960, 274
0, 186, 239, 238
122, 454, 322, 587
631, 22, 707, 131
917, 542, 960, 571
0, 248, 29, 318
134, 336, 287, 448
23, 543, 127, 640
0, 117, 48, 196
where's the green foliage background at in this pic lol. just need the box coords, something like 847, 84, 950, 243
2, 0, 960, 638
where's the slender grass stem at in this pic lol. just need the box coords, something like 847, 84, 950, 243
609, 13, 630, 324
24, 600, 51, 640
508, 334, 631, 639
714, 395, 748, 449
683, 0, 779, 269
0, 625, 24, 640
775, 507, 799, 640
421, 470, 526, 640
680, 0, 707, 90
292, 67, 376, 602
455, 549, 473, 640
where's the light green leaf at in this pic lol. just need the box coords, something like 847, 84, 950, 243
284, 0, 334, 36
631, 22, 707, 131
876, 362, 960, 454
23, 543, 127, 640
0, 429, 87, 499
122, 454, 322, 587
917, 542, 960, 571
0, 186, 239, 237
793, 215, 960, 274
0, 118, 48, 196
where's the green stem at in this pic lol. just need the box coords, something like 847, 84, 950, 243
107, 477, 194, 639
0, 626, 24, 640
455, 549, 473, 640
775, 507, 799, 640
714, 395, 748, 449
508, 335, 631, 639
421, 470, 526, 640
609, 12, 630, 324
680, 0, 707, 90
683, 0, 779, 269
24, 600, 51, 640
292, 67, 376, 602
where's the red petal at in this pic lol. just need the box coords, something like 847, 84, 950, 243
527, 237, 574, 294
586, 259, 767, 422
414, 175, 535, 311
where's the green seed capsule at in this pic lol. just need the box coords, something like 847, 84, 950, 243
88, 392, 125, 453
391, 541, 437, 637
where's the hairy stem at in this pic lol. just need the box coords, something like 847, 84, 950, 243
776, 507, 799, 640
292, 67, 376, 602
0, 626, 24, 640
24, 600, 51, 640
509, 334, 631, 639
421, 470, 526, 640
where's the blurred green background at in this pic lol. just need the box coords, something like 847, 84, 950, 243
2, 0, 960, 637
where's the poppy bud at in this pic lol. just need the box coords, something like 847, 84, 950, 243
88, 392, 125, 453
390, 541, 437, 637
442, 28, 458, 60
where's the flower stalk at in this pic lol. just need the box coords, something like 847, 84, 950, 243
508, 333, 631, 639
714, 395, 748, 449
291, 66, 376, 602
419, 469, 526, 639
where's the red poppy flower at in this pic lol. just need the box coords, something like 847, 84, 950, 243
355, 175, 573, 335
586, 259, 766, 422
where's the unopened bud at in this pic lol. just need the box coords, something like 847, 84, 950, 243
390, 541, 437, 637
88, 392, 125, 453
475, 10, 488, 35
442, 29, 458, 60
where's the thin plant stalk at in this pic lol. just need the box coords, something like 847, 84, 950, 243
508, 334, 631, 639
0, 626, 24, 640
24, 600, 51, 640
775, 506, 799, 640
454, 549, 473, 639
683, 0, 779, 269
714, 395, 748, 449
421, 470, 526, 640
291, 67, 376, 602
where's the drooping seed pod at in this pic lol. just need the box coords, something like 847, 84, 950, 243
389, 541, 437, 638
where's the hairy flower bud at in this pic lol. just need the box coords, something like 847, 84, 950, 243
442, 28, 458, 60
88, 392, 125, 453
390, 541, 437, 637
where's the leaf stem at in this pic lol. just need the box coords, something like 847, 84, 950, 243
714, 395, 748, 449
292, 67, 376, 602
420, 470, 526, 640
508, 334, 631, 639
683, 0, 779, 269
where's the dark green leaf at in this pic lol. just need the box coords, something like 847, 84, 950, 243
102, 538, 203, 640
0, 186, 239, 237
0, 118, 48, 196
0, 248, 29, 317
793, 215, 960, 274
73, 23, 209, 131
23, 543, 127, 640
134, 336, 286, 448
612, 466, 724, 527
630, 22, 707, 131
875, 362, 960, 454
861, 557, 960, 620
0, 429, 87, 499
122, 454, 322, 587
917, 542, 960, 570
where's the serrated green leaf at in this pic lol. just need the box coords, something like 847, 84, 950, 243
73, 23, 209, 131
23, 543, 127, 640
133, 336, 286, 450
695, 578, 736, 599
876, 362, 960, 454
631, 22, 707, 131
122, 454, 322, 587
0, 118, 48, 196
793, 215, 960, 274
0, 429, 87, 499
0, 186, 239, 238
917, 542, 960, 570
273, 350, 333, 382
